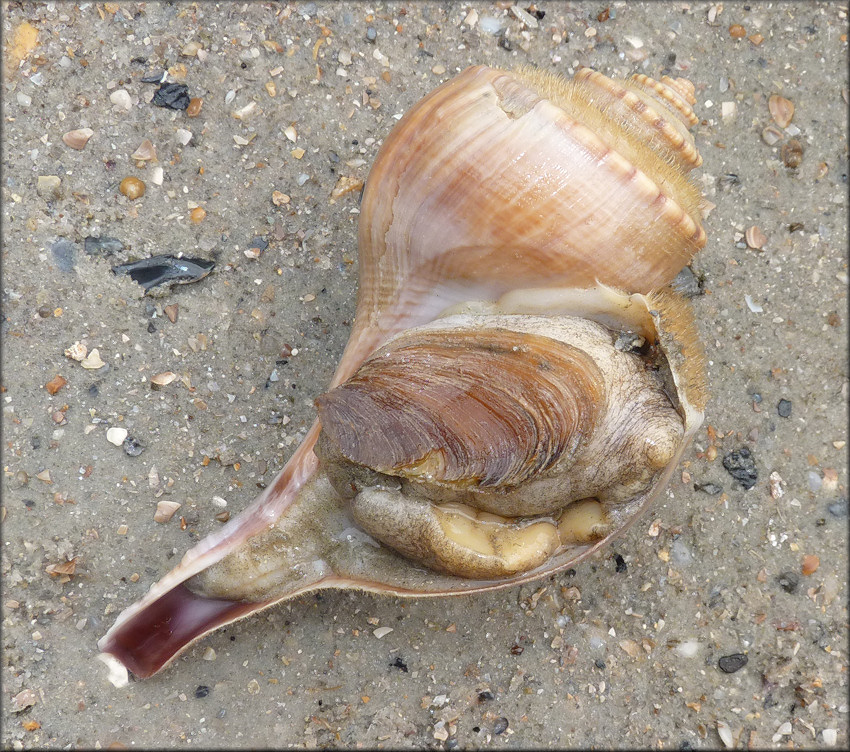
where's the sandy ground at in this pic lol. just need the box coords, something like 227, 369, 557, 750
2, 1, 848, 749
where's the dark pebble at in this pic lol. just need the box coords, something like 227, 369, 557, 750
751, 392, 762, 404
777, 399, 792, 418
84, 236, 124, 257
38, 306, 52, 318
365, 26, 377, 42
478, 690, 494, 702
390, 657, 408, 673
509, 644, 523, 655
88, 384, 99, 397
722, 447, 758, 490
671, 266, 704, 298
50, 239, 78, 273
248, 236, 269, 252
499, 36, 515, 51
613, 553, 627, 573
152, 82, 191, 110
23, 499, 36, 509
694, 482, 723, 495
776, 570, 799, 594
493, 717, 509, 735
194, 685, 210, 698
147, 322, 157, 333
718, 653, 748, 673
828, 498, 848, 518
595, 659, 606, 669
123, 436, 145, 457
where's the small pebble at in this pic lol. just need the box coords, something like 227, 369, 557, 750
194, 685, 210, 698
807, 470, 822, 493
777, 570, 799, 594
777, 398, 792, 417
822, 728, 837, 747
781, 139, 803, 168
110, 88, 132, 110
478, 16, 503, 34
120, 176, 146, 200
84, 236, 123, 256
164, 304, 179, 323
190, 207, 206, 224
106, 427, 128, 446
123, 436, 145, 457
827, 498, 847, 517
365, 26, 377, 43
694, 482, 723, 495
37, 175, 62, 200
718, 653, 748, 673
153, 82, 190, 110
801, 554, 820, 576
186, 97, 203, 117
51, 238, 77, 272
728, 24, 746, 38
373, 626, 393, 639
45, 375, 67, 395
493, 717, 509, 735
722, 447, 758, 489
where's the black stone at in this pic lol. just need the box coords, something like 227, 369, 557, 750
194, 685, 210, 698
718, 653, 748, 673
493, 718, 509, 735
499, 36, 514, 51
152, 82, 191, 110
722, 447, 758, 489
478, 690, 494, 701
777, 570, 799, 594
613, 553, 627, 573
248, 236, 269, 252
777, 399, 792, 418
390, 657, 408, 673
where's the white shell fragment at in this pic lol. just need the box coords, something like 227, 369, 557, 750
81, 348, 105, 369
110, 88, 133, 110
175, 128, 192, 146
131, 139, 157, 162
64, 341, 88, 361
284, 125, 297, 142
372, 627, 394, 639
154, 500, 182, 523
151, 371, 178, 387
106, 427, 128, 446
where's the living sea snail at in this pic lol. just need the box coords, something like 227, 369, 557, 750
98, 65, 710, 681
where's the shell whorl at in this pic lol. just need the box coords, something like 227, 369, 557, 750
356, 65, 707, 345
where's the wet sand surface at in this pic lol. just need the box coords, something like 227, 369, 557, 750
2, 2, 847, 748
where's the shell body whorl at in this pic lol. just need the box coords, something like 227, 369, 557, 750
356, 65, 707, 344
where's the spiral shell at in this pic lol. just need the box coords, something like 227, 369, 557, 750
98, 65, 711, 680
